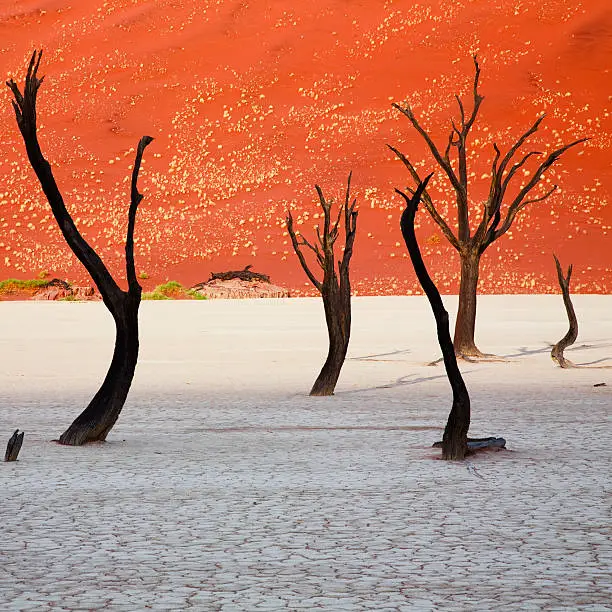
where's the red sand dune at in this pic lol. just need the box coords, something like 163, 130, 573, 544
1, 0, 610, 295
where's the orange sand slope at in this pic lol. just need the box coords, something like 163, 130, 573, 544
1, 0, 610, 294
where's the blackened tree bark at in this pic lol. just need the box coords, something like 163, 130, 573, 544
397, 176, 470, 460
551, 254, 577, 369
5, 430, 24, 462
287, 174, 358, 396
389, 56, 586, 358
7, 50, 153, 445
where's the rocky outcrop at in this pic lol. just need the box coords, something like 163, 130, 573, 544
190, 278, 289, 299
32, 279, 101, 301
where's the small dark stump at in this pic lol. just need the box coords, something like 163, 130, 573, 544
5, 430, 24, 461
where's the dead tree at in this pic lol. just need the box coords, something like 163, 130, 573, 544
397, 176, 470, 459
7, 50, 152, 445
5, 430, 24, 462
390, 56, 586, 359
551, 254, 577, 368
287, 174, 358, 396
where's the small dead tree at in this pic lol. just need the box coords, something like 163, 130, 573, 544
551, 254, 577, 368
397, 176, 470, 459
7, 50, 152, 445
390, 56, 586, 359
287, 174, 358, 396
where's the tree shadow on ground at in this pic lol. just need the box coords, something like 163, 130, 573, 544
348, 349, 411, 362
336, 370, 475, 395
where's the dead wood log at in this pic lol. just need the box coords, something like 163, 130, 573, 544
209, 265, 271, 283
551, 254, 578, 368
5, 430, 24, 461
433, 436, 506, 450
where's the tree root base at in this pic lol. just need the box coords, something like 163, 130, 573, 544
428, 353, 507, 366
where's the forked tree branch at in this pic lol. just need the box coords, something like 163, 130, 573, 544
393, 56, 483, 244
287, 174, 358, 294
286, 211, 322, 291
483, 138, 587, 248
392, 103, 463, 198
7, 50, 121, 303
387, 144, 460, 251
7, 50, 153, 305
339, 172, 358, 285
551, 254, 578, 368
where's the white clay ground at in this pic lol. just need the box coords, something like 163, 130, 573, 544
0, 296, 610, 611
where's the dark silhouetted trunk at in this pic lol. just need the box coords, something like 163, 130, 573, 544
551, 255, 577, 368
454, 251, 483, 358
59, 294, 140, 444
8, 51, 152, 445
310, 281, 351, 396
398, 177, 470, 460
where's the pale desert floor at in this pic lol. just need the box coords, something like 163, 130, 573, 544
0, 296, 611, 611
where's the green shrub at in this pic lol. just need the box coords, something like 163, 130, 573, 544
0, 278, 49, 294
141, 281, 207, 300
142, 291, 171, 300
186, 289, 207, 300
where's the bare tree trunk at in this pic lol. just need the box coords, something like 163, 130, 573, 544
551, 254, 577, 368
398, 177, 470, 460
454, 251, 483, 358
59, 294, 140, 444
311, 284, 351, 396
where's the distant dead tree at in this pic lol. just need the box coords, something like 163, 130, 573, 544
389, 56, 586, 359
551, 254, 577, 368
7, 50, 153, 445
287, 174, 358, 396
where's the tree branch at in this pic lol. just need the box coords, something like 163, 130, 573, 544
125, 136, 153, 294
387, 144, 460, 250
392, 102, 463, 197
286, 211, 322, 291
489, 137, 586, 244
339, 172, 358, 283
551, 254, 577, 368
7, 49, 121, 304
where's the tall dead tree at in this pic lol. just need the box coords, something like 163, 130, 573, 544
551, 254, 577, 368
389, 56, 586, 358
397, 176, 470, 460
287, 174, 358, 396
7, 50, 152, 445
